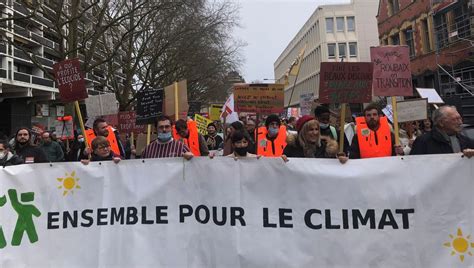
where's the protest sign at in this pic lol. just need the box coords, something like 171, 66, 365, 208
233, 83, 284, 114
416, 88, 445, 104
164, 80, 189, 120
209, 104, 223, 121
84, 93, 118, 118
382, 104, 394, 123
55, 116, 74, 140
300, 93, 314, 116
371, 46, 413, 96
319, 62, 373, 103
53, 59, 88, 102
1, 155, 473, 267
397, 99, 428, 123
194, 114, 213, 135
118, 111, 146, 134
136, 89, 164, 125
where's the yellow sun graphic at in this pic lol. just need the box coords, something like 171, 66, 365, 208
444, 228, 474, 262
57, 171, 81, 196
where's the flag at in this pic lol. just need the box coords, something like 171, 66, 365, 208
289, 43, 307, 76
220, 93, 239, 123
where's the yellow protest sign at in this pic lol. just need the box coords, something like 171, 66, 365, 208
209, 104, 223, 121
194, 114, 213, 135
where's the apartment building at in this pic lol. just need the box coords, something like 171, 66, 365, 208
274, 0, 379, 109
377, 0, 474, 124
0, 0, 122, 136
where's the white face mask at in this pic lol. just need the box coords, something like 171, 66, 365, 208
78, 138, 85, 143
0, 151, 6, 158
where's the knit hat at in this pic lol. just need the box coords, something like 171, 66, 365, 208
265, 114, 280, 128
314, 105, 330, 117
296, 115, 315, 132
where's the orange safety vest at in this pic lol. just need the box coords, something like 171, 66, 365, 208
85, 126, 121, 156
256, 125, 287, 157
172, 120, 201, 156
355, 116, 392, 158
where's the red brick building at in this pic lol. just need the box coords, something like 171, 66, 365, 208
377, 0, 474, 123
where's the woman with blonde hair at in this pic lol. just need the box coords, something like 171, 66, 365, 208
282, 115, 347, 163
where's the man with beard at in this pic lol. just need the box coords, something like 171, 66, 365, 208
204, 123, 223, 151
40, 131, 64, 162
84, 118, 125, 158
13, 127, 47, 164
350, 103, 403, 159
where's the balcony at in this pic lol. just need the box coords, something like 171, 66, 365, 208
0, 69, 7, 78
13, 1, 29, 16
38, 56, 55, 68
13, 71, 56, 88
14, 48, 30, 61
31, 32, 53, 48
14, 71, 30, 83
0, 43, 6, 54
14, 25, 29, 37
32, 76, 54, 87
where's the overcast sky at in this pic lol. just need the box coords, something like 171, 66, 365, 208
233, 0, 350, 82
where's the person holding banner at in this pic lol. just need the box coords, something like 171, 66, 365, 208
174, 119, 209, 156
142, 116, 193, 160
84, 118, 126, 158
350, 103, 403, 159
256, 114, 287, 157
0, 140, 23, 166
80, 136, 121, 164
410, 106, 474, 157
227, 131, 259, 159
281, 115, 347, 163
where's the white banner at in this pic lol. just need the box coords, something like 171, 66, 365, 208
0, 155, 473, 267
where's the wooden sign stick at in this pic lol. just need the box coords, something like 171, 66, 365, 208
174, 81, 179, 121
74, 101, 89, 149
338, 103, 346, 153
391, 97, 400, 146
146, 125, 151, 145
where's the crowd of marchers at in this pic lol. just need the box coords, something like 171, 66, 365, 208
1, 103, 474, 167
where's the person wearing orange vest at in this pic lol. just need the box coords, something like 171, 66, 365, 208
173, 119, 209, 156
84, 118, 126, 158
349, 103, 403, 159
256, 114, 287, 157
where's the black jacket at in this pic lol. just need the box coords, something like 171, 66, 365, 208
410, 128, 474, 155
283, 135, 336, 158
15, 144, 48, 163
0, 152, 24, 166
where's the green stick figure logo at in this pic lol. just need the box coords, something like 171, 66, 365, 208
0, 189, 41, 249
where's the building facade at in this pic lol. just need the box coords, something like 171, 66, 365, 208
377, 0, 474, 123
0, 1, 121, 137
274, 0, 379, 109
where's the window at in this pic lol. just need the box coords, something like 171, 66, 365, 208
326, 18, 334, 33
347, 16, 355, 32
336, 17, 344, 32
404, 27, 415, 57
328, 43, 336, 58
390, 34, 400, 45
338, 43, 347, 58
349, 42, 357, 57
388, 0, 399, 16
421, 19, 432, 53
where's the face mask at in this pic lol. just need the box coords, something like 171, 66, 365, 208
268, 127, 279, 136
78, 138, 85, 143
158, 132, 172, 142
319, 123, 329, 129
0, 151, 5, 158
234, 147, 248, 156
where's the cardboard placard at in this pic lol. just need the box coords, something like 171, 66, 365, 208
53, 58, 88, 102
397, 99, 428, 123
164, 80, 189, 120
85, 93, 118, 117
136, 89, 164, 125
194, 114, 213, 135
55, 118, 74, 140
209, 104, 223, 121
233, 83, 284, 114
416, 88, 444, 104
371, 46, 413, 96
299, 93, 314, 116
319, 62, 373, 104
118, 111, 146, 134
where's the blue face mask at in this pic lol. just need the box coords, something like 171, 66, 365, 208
158, 132, 172, 142
268, 127, 279, 137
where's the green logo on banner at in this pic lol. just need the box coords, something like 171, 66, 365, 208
0, 189, 41, 249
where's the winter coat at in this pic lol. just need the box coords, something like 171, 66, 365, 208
0, 152, 24, 166
282, 134, 338, 158
410, 127, 474, 155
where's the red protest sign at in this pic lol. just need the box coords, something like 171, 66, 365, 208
53, 59, 88, 102
234, 83, 284, 114
371, 46, 413, 96
319, 62, 373, 104
118, 111, 146, 134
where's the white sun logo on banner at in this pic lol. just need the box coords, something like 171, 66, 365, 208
57, 171, 81, 196
444, 228, 474, 262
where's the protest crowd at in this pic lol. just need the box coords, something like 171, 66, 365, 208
1, 103, 473, 167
